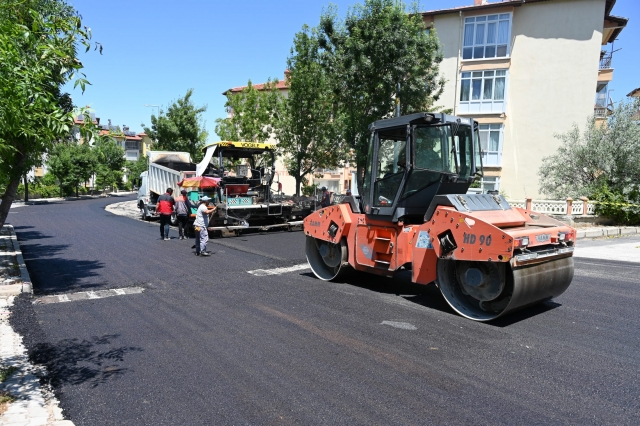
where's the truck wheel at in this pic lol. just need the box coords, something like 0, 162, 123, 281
170, 212, 178, 226
141, 206, 149, 221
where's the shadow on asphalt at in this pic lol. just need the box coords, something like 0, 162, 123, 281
310, 268, 562, 326
30, 335, 143, 388
13, 227, 105, 295
9, 294, 144, 392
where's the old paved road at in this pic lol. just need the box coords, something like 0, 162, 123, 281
7, 195, 640, 425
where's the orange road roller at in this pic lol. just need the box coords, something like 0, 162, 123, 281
304, 112, 575, 321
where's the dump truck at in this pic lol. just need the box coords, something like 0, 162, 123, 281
137, 151, 197, 222
194, 141, 314, 232
304, 112, 575, 321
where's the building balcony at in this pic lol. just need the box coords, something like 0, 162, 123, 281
599, 54, 612, 70
594, 107, 609, 119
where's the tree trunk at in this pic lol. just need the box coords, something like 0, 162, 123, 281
23, 173, 29, 202
76, 185, 79, 197
295, 176, 301, 197
0, 154, 26, 229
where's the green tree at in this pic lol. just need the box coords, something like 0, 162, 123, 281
0, 0, 99, 227
93, 136, 125, 191
47, 141, 97, 196
317, 0, 445, 190
275, 26, 345, 196
47, 143, 73, 196
538, 98, 640, 200
215, 80, 283, 144
126, 155, 148, 188
143, 89, 208, 162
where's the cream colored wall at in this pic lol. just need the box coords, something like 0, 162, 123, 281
503, 0, 604, 199
432, 14, 463, 112
433, 0, 605, 200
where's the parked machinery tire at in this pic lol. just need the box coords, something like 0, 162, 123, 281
436, 257, 574, 321
305, 236, 350, 281
140, 205, 150, 221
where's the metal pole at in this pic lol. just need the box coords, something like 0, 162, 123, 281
396, 83, 401, 117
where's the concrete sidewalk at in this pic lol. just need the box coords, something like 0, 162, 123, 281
1, 225, 71, 426
0, 200, 638, 425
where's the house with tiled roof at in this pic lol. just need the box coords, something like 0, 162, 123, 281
421, 0, 627, 198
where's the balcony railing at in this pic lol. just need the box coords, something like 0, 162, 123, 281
599, 55, 612, 69
594, 107, 608, 118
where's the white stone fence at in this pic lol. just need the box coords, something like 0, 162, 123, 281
508, 197, 596, 216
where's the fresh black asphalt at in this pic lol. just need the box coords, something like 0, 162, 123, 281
7, 195, 640, 425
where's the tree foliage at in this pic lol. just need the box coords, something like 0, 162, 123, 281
47, 141, 97, 196
0, 0, 99, 227
215, 80, 283, 144
126, 155, 148, 187
143, 89, 208, 163
275, 25, 346, 196
93, 136, 125, 191
538, 98, 640, 200
317, 0, 445, 182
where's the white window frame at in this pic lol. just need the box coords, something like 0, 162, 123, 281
478, 124, 503, 167
479, 176, 500, 193
462, 13, 512, 60
459, 69, 508, 113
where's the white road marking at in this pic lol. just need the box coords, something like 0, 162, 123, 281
247, 263, 310, 276
35, 287, 145, 304
381, 320, 417, 330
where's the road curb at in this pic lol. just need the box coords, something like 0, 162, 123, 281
0, 225, 33, 296
575, 226, 639, 240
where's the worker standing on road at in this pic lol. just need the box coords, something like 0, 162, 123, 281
175, 189, 195, 240
320, 186, 331, 208
193, 196, 216, 257
156, 188, 175, 241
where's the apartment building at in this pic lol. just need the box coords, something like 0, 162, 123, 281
423, 0, 627, 198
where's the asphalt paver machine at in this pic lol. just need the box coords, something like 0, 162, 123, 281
196, 141, 313, 232
304, 113, 576, 321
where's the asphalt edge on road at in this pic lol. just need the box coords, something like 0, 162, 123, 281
0, 224, 73, 426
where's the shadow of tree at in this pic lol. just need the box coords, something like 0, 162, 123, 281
30, 334, 143, 388
11, 228, 105, 294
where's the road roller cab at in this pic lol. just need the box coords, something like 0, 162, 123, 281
304, 112, 576, 322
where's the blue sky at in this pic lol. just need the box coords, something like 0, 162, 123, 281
66, 0, 639, 138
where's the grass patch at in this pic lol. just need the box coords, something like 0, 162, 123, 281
0, 366, 18, 382
0, 390, 17, 414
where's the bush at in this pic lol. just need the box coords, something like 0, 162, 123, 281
302, 184, 319, 196
15, 183, 62, 199
120, 181, 132, 191
591, 185, 640, 225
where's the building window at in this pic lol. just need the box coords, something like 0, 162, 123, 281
459, 69, 507, 113
478, 124, 503, 166
479, 176, 500, 193
125, 141, 139, 150
126, 151, 138, 161
463, 13, 511, 60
